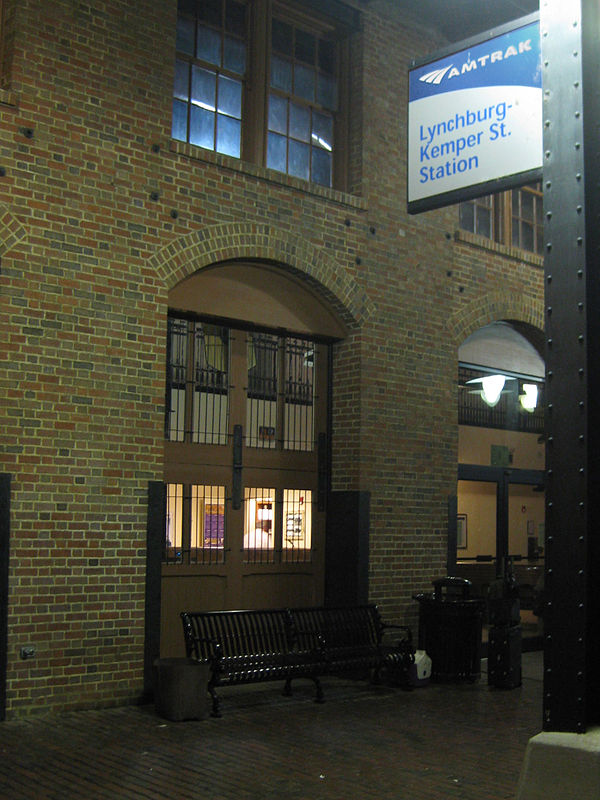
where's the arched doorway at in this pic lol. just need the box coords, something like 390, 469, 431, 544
160, 261, 346, 656
453, 321, 545, 643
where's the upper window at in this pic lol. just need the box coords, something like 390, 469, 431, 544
459, 183, 543, 256
0, 0, 15, 89
172, 0, 347, 189
173, 0, 247, 158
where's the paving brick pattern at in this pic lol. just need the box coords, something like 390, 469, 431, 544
0, 656, 542, 800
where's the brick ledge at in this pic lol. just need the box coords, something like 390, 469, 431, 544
168, 139, 367, 212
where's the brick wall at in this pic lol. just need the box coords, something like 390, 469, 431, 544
0, 0, 544, 714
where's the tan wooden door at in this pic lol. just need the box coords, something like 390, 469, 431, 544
160, 319, 328, 656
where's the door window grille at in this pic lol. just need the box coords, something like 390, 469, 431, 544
283, 488, 312, 563
165, 483, 226, 565
246, 332, 278, 448
166, 316, 229, 444
246, 333, 316, 450
244, 487, 276, 563
284, 337, 314, 451
166, 482, 184, 557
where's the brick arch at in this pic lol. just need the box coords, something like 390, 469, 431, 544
447, 290, 544, 349
0, 205, 27, 256
148, 222, 374, 328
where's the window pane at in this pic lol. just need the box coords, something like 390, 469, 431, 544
271, 54, 292, 92
272, 18, 292, 53
176, 16, 195, 55
244, 488, 275, 560
295, 29, 315, 64
312, 111, 333, 151
216, 113, 241, 156
317, 73, 337, 110
197, 23, 221, 65
174, 60, 190, 100
267, 131, 287, 172
522, 191, 534, 221
521, 221, 534, 251
283, 489, 312, 556
268, 94, 287, 135
191, 485, 225, 550
284, 338, 315, 449
476, 206, 491, 238
171, 99, 188, 142
198, 0, 222, 27
319, 40, 335, 74
217, 74, 242, 118
166, 484, 183, 558
225, 0, 246, 36
178, 0, 196, 15
459, 202, 475, 232
295, 63, 315, 101
190, 104, 215, 148
246, 333, 278, 448
191, 323, 229, 444
289, 140, 310, 180
223, 36, 245, 74
192, 66, 216, 110
312, 147, 331, 187
289, 102, 310, 142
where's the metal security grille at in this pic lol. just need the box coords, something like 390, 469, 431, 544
166, 317, 229, 444
164, 483, 226, 565
244, 487, 276, 563
242, 487, 312, 564
282, 488, 312, 563
246, 332, 315, 450
284, 337, 314, 451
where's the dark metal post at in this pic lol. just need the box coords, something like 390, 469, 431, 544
0, 474, 10, 721
144, 481, 165, 698
541, 0, 600, 732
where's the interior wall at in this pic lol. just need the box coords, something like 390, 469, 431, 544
459, 426, 545, 470
457, 480, 497, 559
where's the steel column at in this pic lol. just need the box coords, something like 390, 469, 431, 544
0, 474, 10, 721
541, 0, 600, 732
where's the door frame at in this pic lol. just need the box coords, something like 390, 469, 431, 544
455, 464, 544, 574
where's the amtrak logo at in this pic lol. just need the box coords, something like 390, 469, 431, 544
418, 37, 533, 86
419, 66, 453, 85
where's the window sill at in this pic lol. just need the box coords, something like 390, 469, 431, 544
0, 87, 17, 107
169, 139, 367, 211
454, 228, 544, 267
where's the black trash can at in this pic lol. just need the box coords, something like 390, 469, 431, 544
153, 658, 209, 721
413, 577, 485, 682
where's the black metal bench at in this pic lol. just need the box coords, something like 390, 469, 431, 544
180, 608, 323, 717
290, 605, 414, 685
181, 604, 414, 717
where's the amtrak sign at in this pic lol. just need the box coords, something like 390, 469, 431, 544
407, 14, 542, 213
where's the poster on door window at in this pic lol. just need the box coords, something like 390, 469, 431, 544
285, 511, 304, 544
204, 504, 224, 547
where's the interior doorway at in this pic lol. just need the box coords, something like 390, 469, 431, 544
453, 321, 545, 641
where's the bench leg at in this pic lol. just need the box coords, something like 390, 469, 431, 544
208, 683, 221, 718
313, 676, 324, 704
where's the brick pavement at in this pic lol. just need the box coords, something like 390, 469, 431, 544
0, 654, 543, 800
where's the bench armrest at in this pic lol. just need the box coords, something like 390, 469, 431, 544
381, 624, 413, 647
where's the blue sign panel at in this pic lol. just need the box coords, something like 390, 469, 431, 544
408, 15, 542, 213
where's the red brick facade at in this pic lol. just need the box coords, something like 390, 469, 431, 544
0, 0, 543, 715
